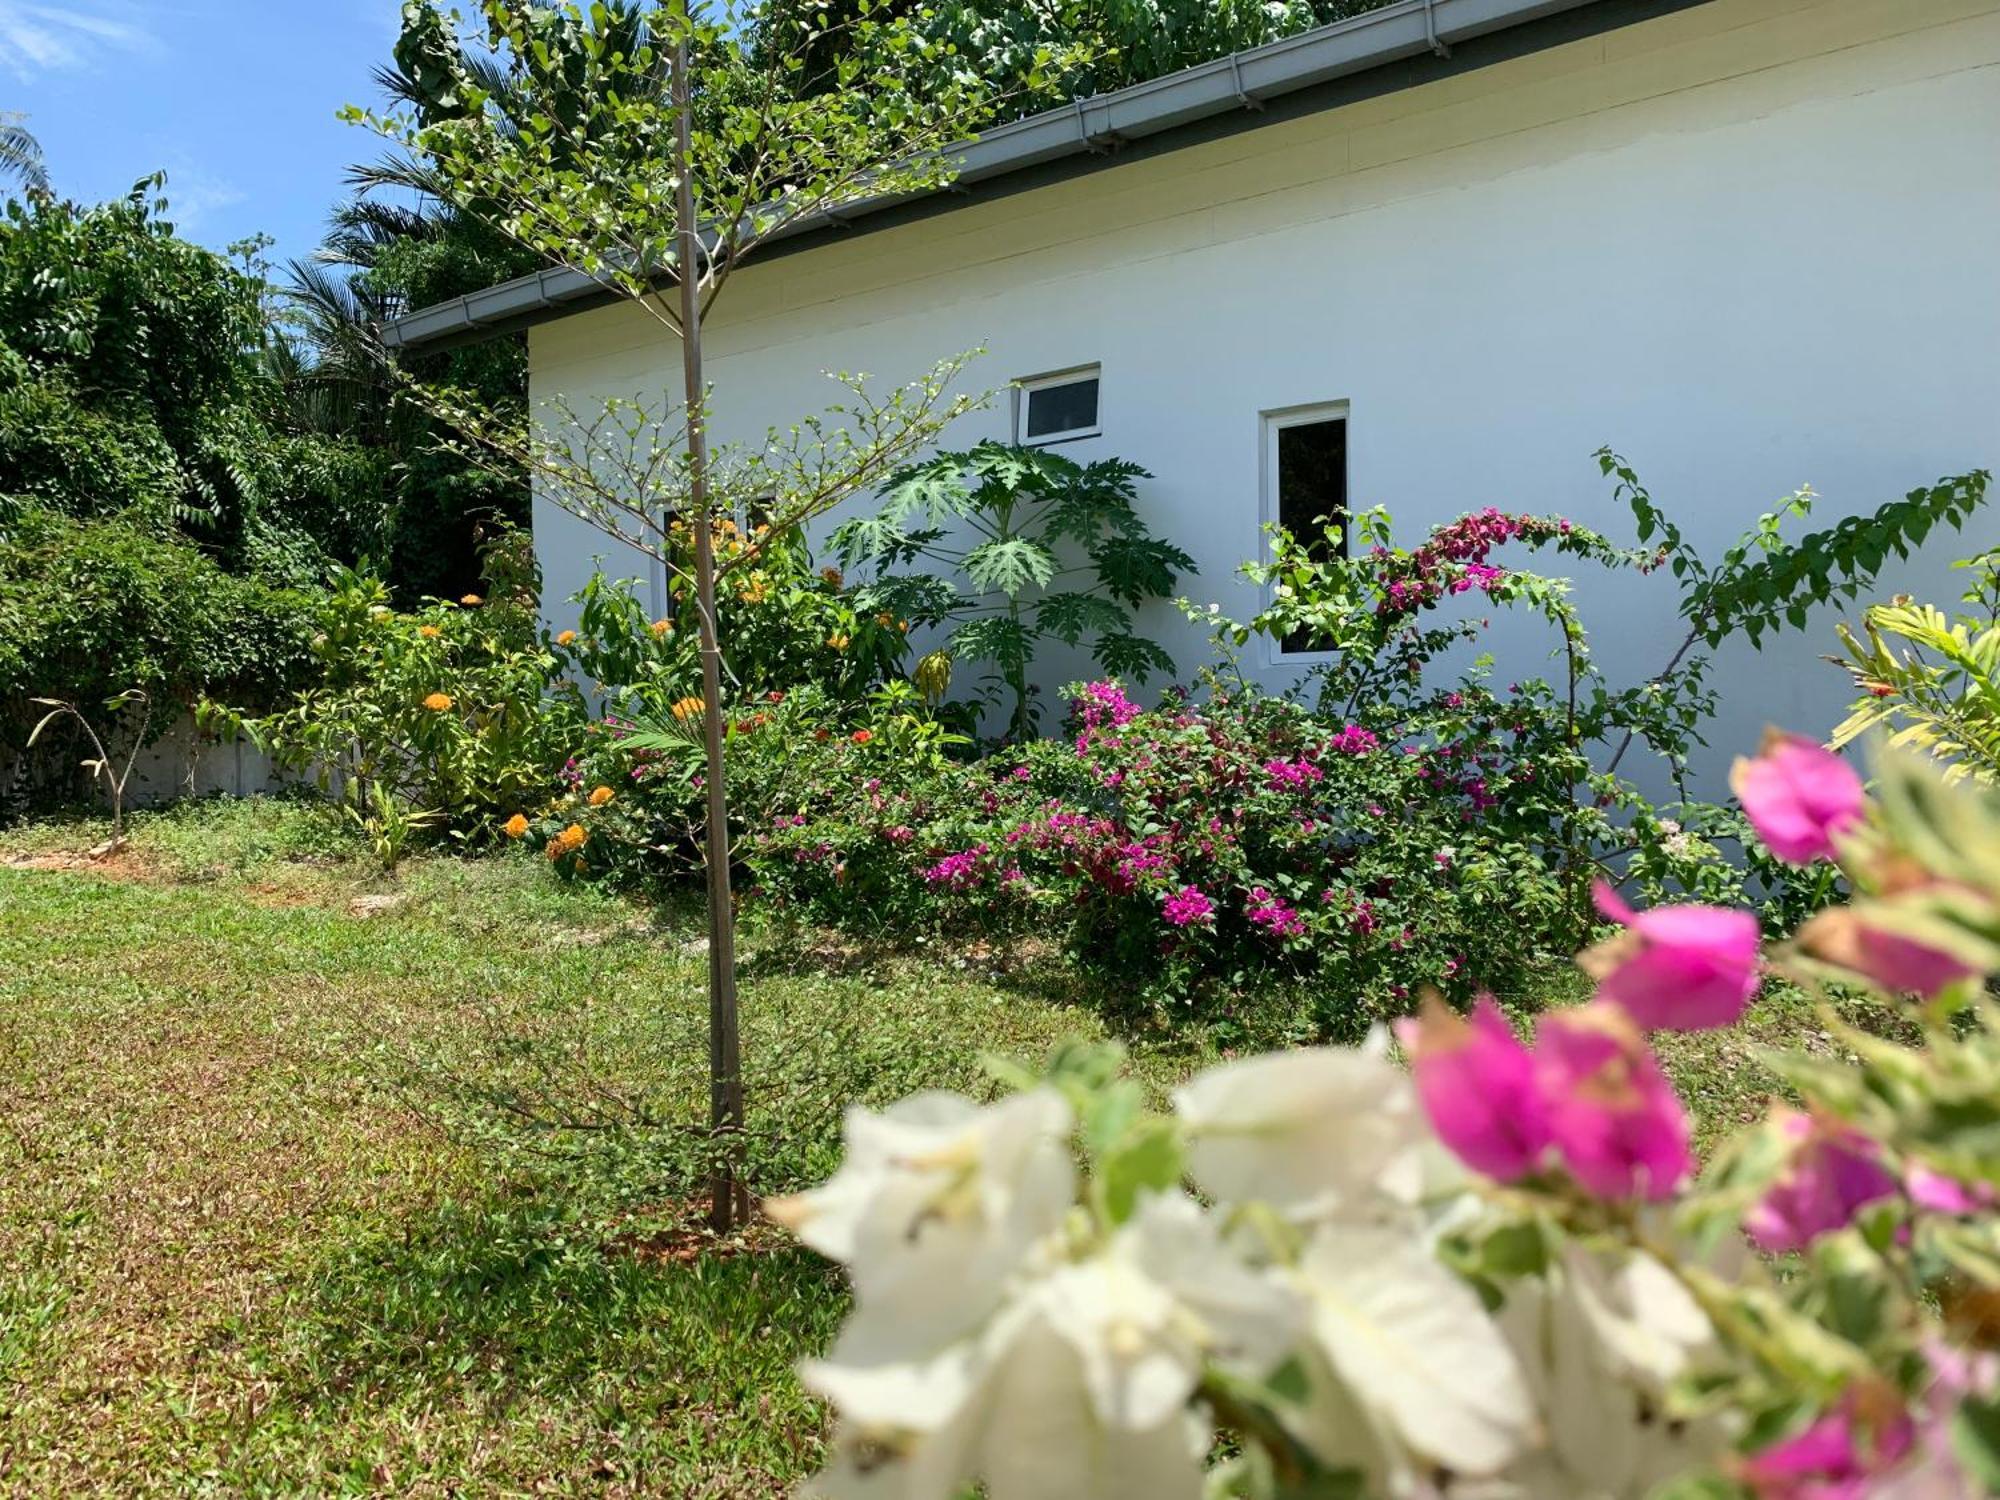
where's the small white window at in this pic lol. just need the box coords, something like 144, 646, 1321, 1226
1261, 402, 1349, 657
1014, 366, 1101, 446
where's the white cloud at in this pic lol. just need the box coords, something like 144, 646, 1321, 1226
155, 160, 243, 234
0, 1, 157, 80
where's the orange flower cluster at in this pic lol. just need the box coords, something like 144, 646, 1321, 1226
423, 692, 454, 712
502, 813, 530, 838
850, 729, 873, 746
418, 624, 442, 639
827, 632, 850, 651
821, 566, 844, 588
733, 712, 771, 734
588, 785, 615, 807
459, 593, 483, 606
547, 823, 587, 860
651, 619, 673, 638
555, 629, 578, 646
671, 696, 704, 722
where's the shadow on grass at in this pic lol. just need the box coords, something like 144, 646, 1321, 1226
278, 1191, 845, 1434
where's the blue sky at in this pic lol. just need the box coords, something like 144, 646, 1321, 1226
3, 1, 411, 268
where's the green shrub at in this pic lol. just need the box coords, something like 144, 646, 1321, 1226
212, 542, 585, 848
0, 506, 315, 757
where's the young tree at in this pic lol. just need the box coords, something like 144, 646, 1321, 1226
350, 0, 1064, 1229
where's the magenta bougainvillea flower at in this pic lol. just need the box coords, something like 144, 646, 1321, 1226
1743, 1109, 1900, 1253
1905, 1161, 1998, 1216
1395, 994, 1548, 1181
1245, 887, 1306, 940
1797, 906, 1985, 1000
1161, 885, 1215, 928
1533, 1005, 1694, 1200
1730, 731, 1866, 864
1739, 1386, 1914, 1500
1582, 882, 1762, 1031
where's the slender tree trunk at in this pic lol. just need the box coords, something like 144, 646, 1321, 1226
673, 32, 748, 1234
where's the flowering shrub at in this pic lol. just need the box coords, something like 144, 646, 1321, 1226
207, 547, 583, 844
510, 681, 972, 892
748, 678, 1712, 1030
781, 732, 2000, 1499
549, 519, 919, 718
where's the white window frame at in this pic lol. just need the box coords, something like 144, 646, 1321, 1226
1259, 400, 1351, 663
1012, 365, 1102, 447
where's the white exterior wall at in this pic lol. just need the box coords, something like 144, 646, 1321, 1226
529, 0, 2000, 792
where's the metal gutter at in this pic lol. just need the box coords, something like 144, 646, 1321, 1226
382, 0, 1621, 351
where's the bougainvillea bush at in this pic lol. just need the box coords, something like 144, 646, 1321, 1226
748, 678, 1592, 1030
778, 732, 2000, 1500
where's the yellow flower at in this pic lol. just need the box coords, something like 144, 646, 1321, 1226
459, 593, 484, 606
588, 785, 615, 807
651, 619, 673, 637
502, 813, 529, 839
423, 692, 454, 712
671, 696, 704, 722
417, 625, 442, 639
555, 629, 578, 646
739, 576, 769, 606
827, 633, 850, 651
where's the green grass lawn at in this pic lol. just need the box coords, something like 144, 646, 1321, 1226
0, 797, 1829, 1495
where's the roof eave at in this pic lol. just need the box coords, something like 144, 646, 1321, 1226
382, 0, 1634, 351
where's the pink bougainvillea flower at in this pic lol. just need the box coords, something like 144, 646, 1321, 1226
1395, 993, 1548, 1181
1743, 1108, 1899, 1253
1796, 906, 1985, 1000
1533, 1005, 1693, 1200
1581, 882, 1761, 1031
1739, 1384, 1914, 1500
1905, 1161, 1999, 1216
1162, 885, 1215, 929
1730, 730, 1865, 865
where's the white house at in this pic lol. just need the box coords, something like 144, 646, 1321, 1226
386, 0, 2000, 792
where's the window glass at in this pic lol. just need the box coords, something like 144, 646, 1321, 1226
1274, 414, 1347, 656
1023, 376, 1099, 441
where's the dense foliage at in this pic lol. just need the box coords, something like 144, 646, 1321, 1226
0, 181, 379, 578
205, 533, 583, 862
0, 509, 315, 801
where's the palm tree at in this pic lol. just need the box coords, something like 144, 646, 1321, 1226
0, 114, 49, 195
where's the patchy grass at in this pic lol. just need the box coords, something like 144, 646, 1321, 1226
0, 798, 1201, 1496
0, 797, 1831, 1494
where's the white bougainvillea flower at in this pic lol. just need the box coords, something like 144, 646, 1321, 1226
1172, 1029, 1429, 1216
767, 1088, 1073, 1344
1292, 1221, 1536, 1480
1494, 1242, 1721, 1497
805, 1192, 1299, 1500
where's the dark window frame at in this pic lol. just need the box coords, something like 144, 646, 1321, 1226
1263, 403, 1350, 659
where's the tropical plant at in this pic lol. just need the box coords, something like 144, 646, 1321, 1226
1830, 545, 2000, 785
833, 441, 1196, 740
347, 0, 1078, 1229
24, 689, 150, 855
782, 733, 2000, 1500
204, 546, 582, 847
0, 113, 48, 195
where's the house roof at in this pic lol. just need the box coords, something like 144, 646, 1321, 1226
384, 0, 1686, 352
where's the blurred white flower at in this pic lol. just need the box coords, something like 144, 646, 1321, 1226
805, 1192, 1301, 1500
1173, 1029, 1428, 1216
1291, 1221, 1535, 1482
768, 1088, 1073, 1344
1491, 1242, 1722, 1498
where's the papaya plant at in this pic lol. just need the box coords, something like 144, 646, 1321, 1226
831, 441, 1196, 740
